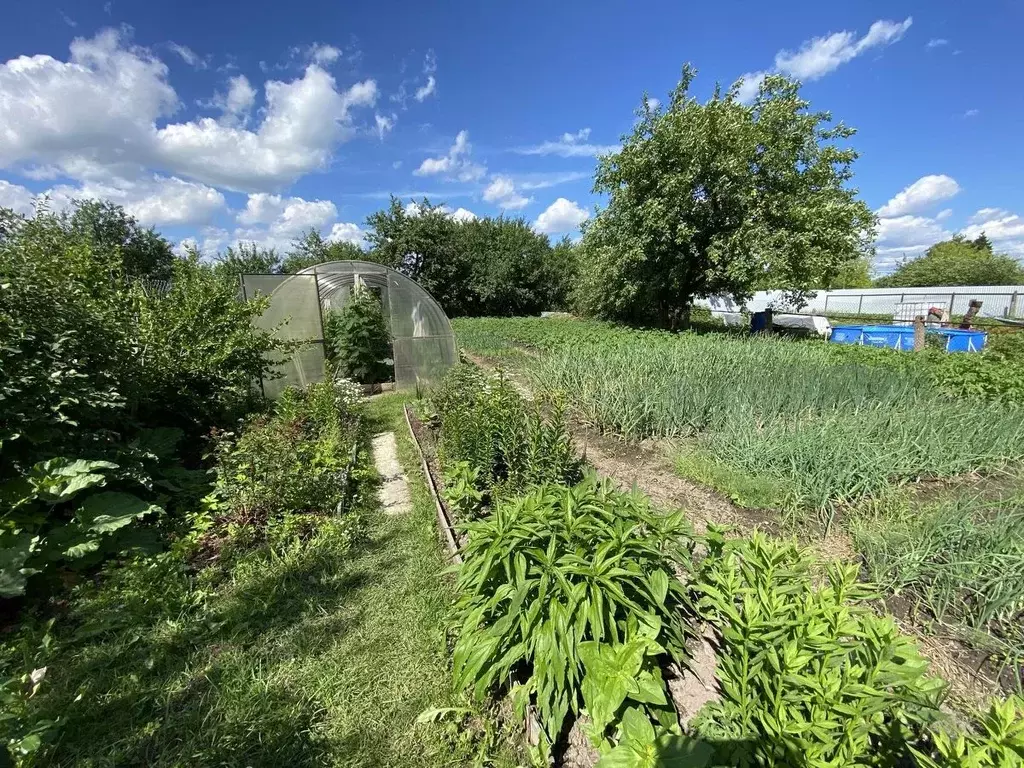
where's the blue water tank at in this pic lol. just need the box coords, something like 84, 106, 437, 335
829, 324, 987, 353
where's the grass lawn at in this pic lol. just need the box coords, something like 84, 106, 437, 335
14, 394, 516, 767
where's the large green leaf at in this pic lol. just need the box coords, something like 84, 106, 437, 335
0, 533, 40, 597
76, 492, 161, 534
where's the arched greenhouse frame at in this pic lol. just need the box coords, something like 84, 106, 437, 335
240, 260, 457, 398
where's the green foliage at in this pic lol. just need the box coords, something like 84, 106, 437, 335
279, 228, 366, 274
430, 364, 582, 499
206, 379, 365, 550
363, 196, 573, 316
451, 476, 697, 756
0, 205, 280, 596
324, 285, 393, 384
65, 199, 176, 281
593, 705, 711, 768
852, 490, 1024, 641
821, 256, 874, 289
441, 461, 486, 522
0, 624, 59, 762
693, 529, 945, 766
578, 622, 713, 767
212, 242, 280, 278
675, 449, 794, 510
453, 318, 1024, 521
575, 67, 875, 327
876, 235, 1024, 288
914, 696, 1024, 767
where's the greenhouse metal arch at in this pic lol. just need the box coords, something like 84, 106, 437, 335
241, 260, 457, 398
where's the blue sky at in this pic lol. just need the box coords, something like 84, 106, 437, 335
1, 0, 1022, 272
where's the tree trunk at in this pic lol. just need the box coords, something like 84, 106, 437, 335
679, 304, 692, 330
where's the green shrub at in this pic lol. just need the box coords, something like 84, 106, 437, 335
693, 528, 945, 766
0, 208, 280, 597
451, 476, 697, 757
441, 461, 486, 522
914, 696, 1024, 767
324, 286, 393, 384
578, 622, 712, 766
204, 380, 365, 551
431, 364, 581, 500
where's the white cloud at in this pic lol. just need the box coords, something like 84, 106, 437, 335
533, 198, 589, 235
0, 174, 225, 226
0, 29, 379, 192
308, 44, 341, 66
516, 171, 590, 190
56, 175, 226, 225
961, 209, 1024, 256
516, 128, 618, 158
375, 113, 396, 140
876, 174, 960, 217
168, 42, 206, 69
646, 97, 661, 110
176, 226, 229, 257
414, 76, 436, 102
964, 108, 979, 118
238, 193, 336, 230
970, 207, 1010, 224
736, 18, 912, 103
403, 200, 476, 223
778, 18, 912, 80
874, 214, 952, 268
414, 130, 485, 181
483, 175, 531, 210
202, 74, 257, 126
0, 179, 36, 216
328, 221, 365, 245
735, 72, 767, 103
390, 50, 437, 108
936, 208, 953, 221
233, 193, 350, 252
926, 38, 949, 48
156, 69, 377, 191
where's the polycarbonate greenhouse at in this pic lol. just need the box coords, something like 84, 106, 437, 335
240, 260, 457, 398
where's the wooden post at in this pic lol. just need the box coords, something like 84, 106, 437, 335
948, 293, 956, 317
764, 308, 773, 334
960, 299, 983, 330
913, 315, 926, 351
858, 294, 864, 315
1010, 292, 1021, 319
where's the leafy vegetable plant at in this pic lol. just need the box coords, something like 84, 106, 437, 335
913, 696, 1024, 767
431, 364, 581, 500
324, 285, 393, 384
693, 528, 946, 766
441, 461, 486, 522
451, 475, 696, 757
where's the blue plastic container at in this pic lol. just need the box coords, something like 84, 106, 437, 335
829, 325, 986, 353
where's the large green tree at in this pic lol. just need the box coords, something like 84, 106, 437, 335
875, 235, 1024, 287
364, 198, 473, 313
573, 67, 875, 327
363, 197, 570, 316
67, 200, 176, 282
279, 228, 366, 274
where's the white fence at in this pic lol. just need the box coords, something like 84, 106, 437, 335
701, 285, 1024, 320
